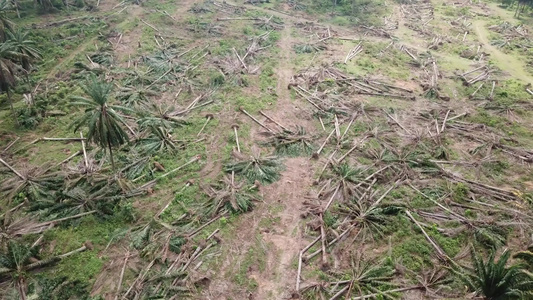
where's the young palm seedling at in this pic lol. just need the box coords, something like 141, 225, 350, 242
454, 248, 533, 300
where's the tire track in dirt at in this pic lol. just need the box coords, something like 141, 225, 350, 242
205, 20, 315, 300
472, 19, 533, 84
252, 21, 315, 300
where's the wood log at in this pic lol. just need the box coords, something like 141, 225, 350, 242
239, 107, 275, 133
2, 137, 20, 153
358, 91, 415, 100
114, 252, 130, 300
293, 86, 325, 112
233, 48, 248, 71
403, 47, 418, 60
461, 66, 485, 77
489, 81, 496, 100
296, 236, 321, 291
259, 110, 289, 131
470, 82, 484, 98
405, 210, 449, 260
314, 129, 335, 158
140, 19, 160, 32
0, 157, 25, 180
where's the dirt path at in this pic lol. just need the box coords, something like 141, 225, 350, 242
252, 22, 314, 299
45, 36, 98, 80
204, 18, 316, 299
472, 19, 533, 84
256, 158, 314, 299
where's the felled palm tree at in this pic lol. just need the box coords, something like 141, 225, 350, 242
116, 84, 158, 107
71, 76, 132, 170
6, 28, 41, 72
326, 254, 396, 299
224, 146, 283, 184
0, 0, 14, 42
0, 159, 65, 202
136, 125, 178, 155
0, 40, 21, 123
457, 248, 533, 300
321, 163, 365, 202
263, 127, 315, 157
204, 174, 256, 217
0, 240, 90, 300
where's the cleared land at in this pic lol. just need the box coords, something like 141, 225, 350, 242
1, 0, 533, 299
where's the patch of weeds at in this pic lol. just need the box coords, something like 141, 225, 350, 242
259, 62, 277, 92
258, 216, 281, 228
481, 159, 509, 178
51, 251, 105, 283
428, 228, 464, 257
42, 215, 124, 283
234, 95, 270, 113
210, 39, 237, 56
391, 234, 433, 272
160, 185, 205, 223
232, 235, 267, 291
451, 182, 469, 203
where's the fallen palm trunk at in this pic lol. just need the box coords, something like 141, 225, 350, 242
344, 41, 363, 63
293, 86, 326, 112
56, 151, 82, 167
367, 80, 413, 93
140, 19, 160, 32
233, 48, 248, 71
114, 251, 131, 300
2, 137, 20, 153
134, 155, 201, 192
313, 128, 335, 158
0, 157, 25, 180
335, 135, 368, 163
217, 17, 260, 21
358, 91, 416, 100
197, 114, 214, 136
402, 46, 418, 61
239, 107, 276, 133
296, 236, 321, 291
405, 210, 450, 262
470, 82, 484, 98
259, 110, 289, 131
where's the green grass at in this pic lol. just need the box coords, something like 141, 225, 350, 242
42, 215, 126, 283
230, 234, 267, 291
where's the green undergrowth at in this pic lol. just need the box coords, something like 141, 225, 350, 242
42, 215, 126, 283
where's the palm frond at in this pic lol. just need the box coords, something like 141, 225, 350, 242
224, 149, 283, 184
263, 127, 315, 156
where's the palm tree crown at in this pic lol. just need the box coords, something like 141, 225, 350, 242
0, 0, 14, 42
461, 248, 533, 300
7, 29, 41, 71
71, 76, 132, 170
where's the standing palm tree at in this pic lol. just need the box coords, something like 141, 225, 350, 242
458, 248, 533, 300
71, 76, 132, 170
7, 29, 41, 72
0, 0, 13, 42
0, 40, 21, 124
